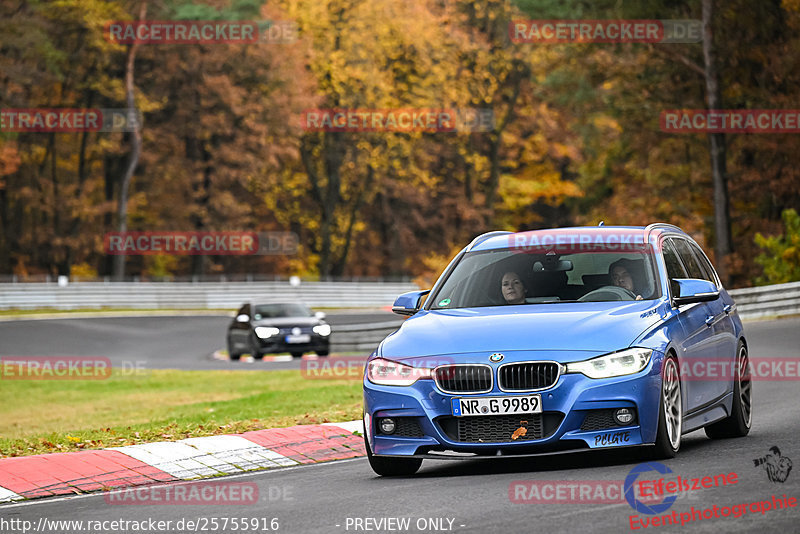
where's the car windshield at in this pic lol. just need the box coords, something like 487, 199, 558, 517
429, 247, 661, 310
253, 303, 312, 319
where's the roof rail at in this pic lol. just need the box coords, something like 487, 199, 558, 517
465, 230, 512, 251
644, 222, 684, 244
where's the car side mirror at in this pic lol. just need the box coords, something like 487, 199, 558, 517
314, 311, 326, 320
391, 290, 431, 316
672, 278, 719, 306
236, 314, 250, 323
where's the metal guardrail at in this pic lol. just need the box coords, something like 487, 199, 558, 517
0, 281, 419, 310
728, 281, 800, 320
0, 281, 794, 354
330, 320, 405, 352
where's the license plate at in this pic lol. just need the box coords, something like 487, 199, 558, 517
451, 395, 542, 417
285, 334, 311, 344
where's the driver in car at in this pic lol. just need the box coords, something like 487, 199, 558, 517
609, 260, 643, 300
501, 271, 526, 304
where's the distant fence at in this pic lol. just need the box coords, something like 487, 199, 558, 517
330, 320, 405, 352
0, 281, 419, 310
728, 281, 800, 320
0, 280, 796, 320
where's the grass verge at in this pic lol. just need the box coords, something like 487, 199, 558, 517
0, 368, 361, 458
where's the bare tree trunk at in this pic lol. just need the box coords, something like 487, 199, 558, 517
702, 0, 732, 284
113, 1, 147, 280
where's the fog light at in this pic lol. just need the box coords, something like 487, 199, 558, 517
379, 418, 396, 434
614, 408, 635, 425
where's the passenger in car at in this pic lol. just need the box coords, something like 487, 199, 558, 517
609, 260, 644, 300
501, 271, 526, 304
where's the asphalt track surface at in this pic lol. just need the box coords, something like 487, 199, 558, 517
0, 312, 394, 371
1, 318, 799, 534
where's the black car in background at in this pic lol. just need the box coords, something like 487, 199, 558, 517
227, 302, 331, 360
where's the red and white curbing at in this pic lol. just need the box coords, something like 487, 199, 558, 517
0, 421, 363, 503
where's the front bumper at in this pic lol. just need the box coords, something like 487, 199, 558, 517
254, 335, 329, 355
363, 351, 664, 457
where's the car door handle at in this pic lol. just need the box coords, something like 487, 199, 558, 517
723, 304, 733, 314
705, 315, 715, 326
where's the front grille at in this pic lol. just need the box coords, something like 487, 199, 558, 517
580, 409, 637, 431
434, 364, 492, 394
393, 418, 424, 438
376, 417, 424, 438
453, 415, 542, 443
279, 326, 312, 335
437, 413, 564, 443
498, 362, 561, 391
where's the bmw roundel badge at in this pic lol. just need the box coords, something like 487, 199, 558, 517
489, 353, 504, 363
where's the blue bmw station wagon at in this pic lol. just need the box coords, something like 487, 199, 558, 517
363, 224, 752, 476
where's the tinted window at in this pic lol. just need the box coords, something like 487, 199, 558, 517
687, 242, 717, 284
671, 238, 705, 280
662, 239, 686, 297
253, 303, 311, 318
428, 248, 660, 309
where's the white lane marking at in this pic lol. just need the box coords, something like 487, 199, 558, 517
180, 435, 297, 468
322, 420, 362, 434
110, 436, 298, 479
0, 457, 365, 509
0, 485, 22, 503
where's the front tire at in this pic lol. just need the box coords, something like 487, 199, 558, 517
227, 339, 241, 361
705, 342, 752, 439
364, 432, 422, 476
648, 354, 682, 459
249, 336, 263, 360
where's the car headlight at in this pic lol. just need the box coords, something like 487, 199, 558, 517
312, 324, 331, 336
254, 326, 280, 339
366, 357, 432, 386
566, 348, 652, 379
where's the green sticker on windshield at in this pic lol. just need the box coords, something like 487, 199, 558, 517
438, 298, 451, 306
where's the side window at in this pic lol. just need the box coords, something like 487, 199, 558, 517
671, 238, 705, 280
662, 239, 687, 297
687, 242, 717, 285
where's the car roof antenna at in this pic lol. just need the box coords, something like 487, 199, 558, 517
598, 220, 605, 226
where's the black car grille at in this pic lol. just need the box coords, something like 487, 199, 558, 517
376, 417, 424, 438
437, 413, 564, 443
278, 326, 313, 335
498, 362, 561, 391
434, 365, 492, 393
457, 415, 543, 442
580, 409, 637, 431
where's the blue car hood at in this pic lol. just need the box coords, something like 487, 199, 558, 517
380, 300, 667, 360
